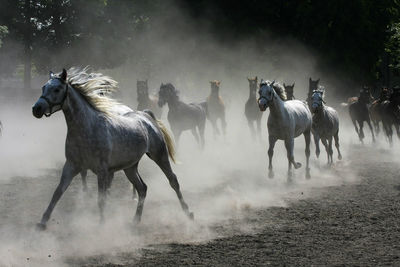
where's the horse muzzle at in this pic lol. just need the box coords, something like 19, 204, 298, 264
158, 99, 165, 108
258, 98, 268, 111
32, 98, 49, 118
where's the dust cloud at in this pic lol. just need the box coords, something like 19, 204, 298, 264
0, 2, 377, 266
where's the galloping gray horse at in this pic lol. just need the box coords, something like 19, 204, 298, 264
258, 80, 312, 180
310, 89, 342, 164
245, 76, 263, 139
32, 68, 193, 229
158, 83, 207, 148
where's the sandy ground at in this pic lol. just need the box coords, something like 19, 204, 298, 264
1, 140, 400, 266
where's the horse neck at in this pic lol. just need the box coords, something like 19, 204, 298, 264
210, 88, 219, 97
313, 105, 326, 120
166, 94, 181, 109
63, 85, 98, 131
248, 86, 257, 99
269, 92, 285, 119
137, 91, 150, 102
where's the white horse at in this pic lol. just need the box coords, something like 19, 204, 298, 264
32, 68, 193, 230
258, 80, 312, 180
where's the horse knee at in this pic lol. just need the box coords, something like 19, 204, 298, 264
268, 149, 273, 157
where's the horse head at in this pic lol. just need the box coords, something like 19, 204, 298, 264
32, 69, 68, 118
311, 87, 325, 112
309, 77, 320, 93
158, 83, 178, 107
258, 80, 276, 111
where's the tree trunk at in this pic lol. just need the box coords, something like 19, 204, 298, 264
23, 0, 32, 90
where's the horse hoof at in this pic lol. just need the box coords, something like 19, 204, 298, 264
188, 212, 194, 220
295, 162, 302, 169
305, 170, 311, 179
268, 171, 274, 179
338, 155, 342, 160
36, 223, 46, 231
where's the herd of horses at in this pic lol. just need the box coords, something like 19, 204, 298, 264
0, 67, 394, 230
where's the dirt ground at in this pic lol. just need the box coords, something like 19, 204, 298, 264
1, 135, 400, 266
67, 145, 400, 267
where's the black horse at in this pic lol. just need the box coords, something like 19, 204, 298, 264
283, 82, 296, 100
349, 87, 375, 143
158, 83, 207, 148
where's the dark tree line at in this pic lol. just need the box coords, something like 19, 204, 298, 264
0, 0, 399, 89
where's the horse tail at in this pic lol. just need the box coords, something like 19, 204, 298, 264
157, 120, 176, 163
143, 109, 176, 163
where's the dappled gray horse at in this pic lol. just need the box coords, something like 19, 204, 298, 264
206, 80, 227, 137
258, 80, 312, 180
158, 83, 207, 148
245, 76, 263, 139
137, 80, 162, 118
310, 89, 342, 165
283, 82, 296, 100
32, 68, 193, 230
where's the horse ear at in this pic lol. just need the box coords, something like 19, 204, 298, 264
49, 71, 54, 79
283, 83, 286, 87
292, 82, 295, 87
247, 77, 250, 81
217, 81, 221, 86
60, 69, 67, 82
309, 77, 312, 82
255, 76, 257, 81
317, 78, 320, 83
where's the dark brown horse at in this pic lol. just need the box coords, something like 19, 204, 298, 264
245, 76, 263, 139
380, 87, 400, 145
206, 80, 227, 137
137, 80, 162, 118
348, 87, 375, 143
369, 87, 390, 135
283, 82, 295, 100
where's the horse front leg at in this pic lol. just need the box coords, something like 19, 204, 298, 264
313, 132, 320, 158
97, 168, 111, 223
268, 135, 277, 178
366, 119, 375, 142
321, 138, 330, 165
284, 137, 301, 182
256, 118, 262, 141
358, 121, 365, 143
221, 111, 227, 136
37, 161, 80, 230
248, 120, 256, 139
334, 130, 342, 160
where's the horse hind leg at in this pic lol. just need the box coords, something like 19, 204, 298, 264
198, 119, 206, 149
148, 149, 194, 220
304, 130, 311, 179
334, 131, 342, 160
80, 170, 88, 192
313, 133, 320, 158
268, 135, 277, 178
328, 136, 334, 164
124, 164, 147, 224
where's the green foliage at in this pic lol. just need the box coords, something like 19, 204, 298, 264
385, 22, 400, 70
0, 25, 8, 47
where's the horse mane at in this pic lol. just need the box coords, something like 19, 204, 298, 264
261, 80, 287, 101
65, 67, 121, 117
162, 83, 179, 98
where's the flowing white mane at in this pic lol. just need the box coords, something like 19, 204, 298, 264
65, 67, 122, 117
